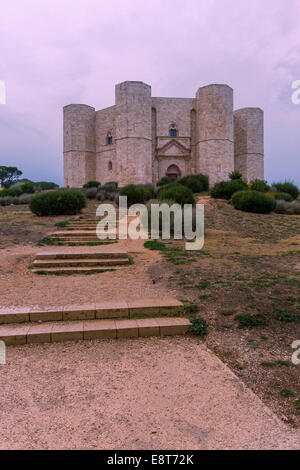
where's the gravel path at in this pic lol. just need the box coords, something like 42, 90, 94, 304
0, 336, 299, 450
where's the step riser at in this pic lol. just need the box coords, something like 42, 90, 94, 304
36, 252, 128, 260
33, 260, 129, 268
31, 268, 123, 274
0, 318, 190, 345
47, 242, 115, 246
0, 301, 184, 324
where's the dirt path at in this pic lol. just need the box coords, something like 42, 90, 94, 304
0, 201, 299, 449
0, 336, 299, 450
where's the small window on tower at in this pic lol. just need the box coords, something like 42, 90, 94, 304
169, 123, 178, 137
107, 132, 113, 145
108, 161, 113, 171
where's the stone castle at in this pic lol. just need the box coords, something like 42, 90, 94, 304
63, 81, 264, 188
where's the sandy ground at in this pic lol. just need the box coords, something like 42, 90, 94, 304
0, 240, 173, 308
0, 202, 299, 449
0, 336, 299, 450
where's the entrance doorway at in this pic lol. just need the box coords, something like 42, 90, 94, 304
166, 164, 181, 181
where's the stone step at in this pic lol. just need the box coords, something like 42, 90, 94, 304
51, 231, 117, 237
47, 241, 115, 246
36, 251, 128, 260
0, 317, 191, 345
0, 298, 184, 324
33, 258, 129, 268
31, 267, 122, 274
49, 238, 114, 243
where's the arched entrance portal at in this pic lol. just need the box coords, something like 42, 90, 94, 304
166, 164, 181, 181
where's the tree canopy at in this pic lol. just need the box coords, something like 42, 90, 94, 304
0, 166, 23, 188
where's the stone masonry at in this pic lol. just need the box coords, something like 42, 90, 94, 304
63, 81, 264, 187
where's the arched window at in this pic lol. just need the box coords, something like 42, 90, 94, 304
107, 132, 113, 145
108, 161, 112, 171
169, 123, 178, 137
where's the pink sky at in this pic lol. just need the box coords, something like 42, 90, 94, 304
0, 0, 299, 185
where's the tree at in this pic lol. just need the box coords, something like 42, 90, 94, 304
0, 166, 23, 188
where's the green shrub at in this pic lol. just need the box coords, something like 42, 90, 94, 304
157, 176, 173, 187
0, 196, 17, 206
275, 200, 300, 215
273, 182, 299, 200
229, 171, 243, 180
210, 181, 229, 199
210, 179, 248, 200
34, 181, 59, 190
106, 181, 118, 189
0, 187, 22, 197
83, 180, 101, 189
249, 179, 270, 192
136, 184, 155, 201
157, 183, 195, 206
21, 182, 35, 194
18, 193, 33, 204
196, 174, 209, 191
85, 187, 98, 199
231, 190, 276, 214
119, 184, 147, 205
179, 174, 209, 193
274, 192, 293, 202
235, 314, 267, 328
102, 183, 117, 192
30, 189, 86, 216
189, 316, 208, 337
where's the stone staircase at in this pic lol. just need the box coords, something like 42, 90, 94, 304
31, 250, 130, 274
0, 298, 191, 345
49, 218, 119, 245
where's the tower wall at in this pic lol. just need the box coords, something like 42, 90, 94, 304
195, 84, 234, 186
63, 104, 96, 187
234, 108, 264, 181
115, 81, 152, 186
95, 105, 117, 184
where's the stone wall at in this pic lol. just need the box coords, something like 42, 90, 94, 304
63, 104, 96, 187
115, 81, 152, 185
95, 106, 116, 184
63, 81, 264, 188
195, 84, 234, 186
234, 108, 264, 181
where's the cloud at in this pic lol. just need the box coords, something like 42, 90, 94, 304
0, 0, 299, 185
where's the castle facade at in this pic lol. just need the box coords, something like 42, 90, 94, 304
63, 81, 264, 187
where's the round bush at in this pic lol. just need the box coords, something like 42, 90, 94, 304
157, 176, 173, 187
0, 187, 22, 197
119, 184, 147, 206
83, 180, 101, 189
273, 182, 299, 200
196, 173, 209, 191
210, 179, 248, 200
21, 182, 35, 194
85, 187, 98, 199
274, 192, 293, 202
179, 174, 208, 193
249, 179, 270, 193
229, 171, 243, 180
231, 190, 276, 214
158, 183, 195, 206
30, 189, 86, 216
34, 181, 59, 190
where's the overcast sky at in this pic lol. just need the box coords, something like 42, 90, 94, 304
0, 0, 299, 186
